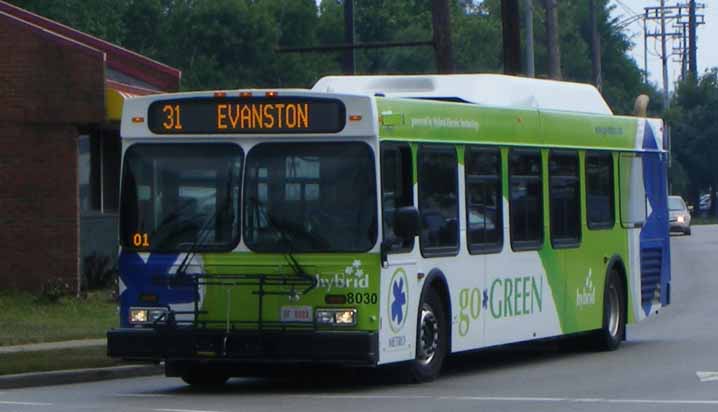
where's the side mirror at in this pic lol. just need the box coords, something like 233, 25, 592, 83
394, 206, 420, 239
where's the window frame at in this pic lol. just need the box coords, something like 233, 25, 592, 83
508, 148, 544, 251
418, 144, 460, 258
119, 142, 244, 253
464, 146, 504, 255
585, 151, 616, 230
618, 152, 647, 229
242, 141, 378, 253
380, 142, 415, 254
549, 150, 581, 249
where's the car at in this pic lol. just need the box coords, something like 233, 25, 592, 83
668, 195, 691, 235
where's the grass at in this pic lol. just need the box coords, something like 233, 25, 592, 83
0, 346, 121, 376
0, 289, 118, 346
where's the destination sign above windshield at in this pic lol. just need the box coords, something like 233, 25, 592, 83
147, 97, 346, 134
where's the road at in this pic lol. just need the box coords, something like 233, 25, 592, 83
2, 226, 718, 412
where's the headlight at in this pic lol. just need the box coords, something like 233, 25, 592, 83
677, 215, 685, 223
129, 307, 168, 325
315, 308, 357, 326
129, 309, 147, 324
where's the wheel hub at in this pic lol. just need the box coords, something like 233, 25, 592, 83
417, 304, 439, 366
607, 284, 620, 338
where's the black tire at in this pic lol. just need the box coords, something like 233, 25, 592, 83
408, 287, 448, 382
595, 270, 626, 351
181, 366, 229, 387
685, 227, 692, 236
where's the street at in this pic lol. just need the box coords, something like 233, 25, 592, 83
2, 226, 717, 412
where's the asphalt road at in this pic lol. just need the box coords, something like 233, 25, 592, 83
3, 226, 718, 412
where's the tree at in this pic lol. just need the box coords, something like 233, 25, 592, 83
667, 70, 718, 214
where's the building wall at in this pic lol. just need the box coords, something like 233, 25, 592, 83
0, 13, 105, 291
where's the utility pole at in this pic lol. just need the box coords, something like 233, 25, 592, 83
643, 2, 704, 104
432, 0, 455, 73
501, 0, 521, 75
523, 0, 535, 77
588, 0, 602, 90
342, 0, 355, 75
689, 0, 698, 79
544, 0, 561, 79
660, 0, 669, 111
643, 17, 648, 84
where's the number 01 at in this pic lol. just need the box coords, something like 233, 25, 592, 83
132, 233, 150, 247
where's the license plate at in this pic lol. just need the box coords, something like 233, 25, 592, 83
280, 306, 313, 323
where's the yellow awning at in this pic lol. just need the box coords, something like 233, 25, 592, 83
105, 87, 138, 122
105, 81, 160, 122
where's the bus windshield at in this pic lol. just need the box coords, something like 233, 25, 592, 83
120, 144, 243, 252
244, 142, 377, 253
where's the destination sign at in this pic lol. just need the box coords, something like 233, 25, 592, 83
147, 97, 346, 134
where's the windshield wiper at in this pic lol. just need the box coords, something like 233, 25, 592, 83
247, 196, 316, 290
176, 172, 235, 276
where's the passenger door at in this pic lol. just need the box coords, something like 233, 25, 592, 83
378, 143, 418, 364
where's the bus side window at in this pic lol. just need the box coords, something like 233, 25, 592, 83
465, 147, 503, 253
509, 149, 543, 251
381, 143, 414, 253
549, 151, 581, 247
586, 151, 615, 229
418, 145, 459, 257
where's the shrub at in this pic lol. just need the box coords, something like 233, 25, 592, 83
82, 253, 117, 291
37, 277, 72, 303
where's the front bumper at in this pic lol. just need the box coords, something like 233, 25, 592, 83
669, 221, 690, 232
107, 328, 379, 366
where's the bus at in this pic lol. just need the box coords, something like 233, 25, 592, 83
108, 74, 671, 385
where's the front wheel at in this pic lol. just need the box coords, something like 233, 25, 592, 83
594, 270, 626, 351
408, 288, 447, 382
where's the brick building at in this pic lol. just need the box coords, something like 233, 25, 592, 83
0, 1, 181, 291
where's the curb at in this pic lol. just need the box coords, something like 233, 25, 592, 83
0, 364, 163, 389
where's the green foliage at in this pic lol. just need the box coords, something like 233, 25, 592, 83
667, 70, 718, 210
7, 0, 658, 112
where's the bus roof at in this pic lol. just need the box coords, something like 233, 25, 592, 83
312, 74, 613, 116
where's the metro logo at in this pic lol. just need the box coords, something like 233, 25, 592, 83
489, 276, 543, 319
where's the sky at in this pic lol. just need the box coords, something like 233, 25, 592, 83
610, 0, 718, 91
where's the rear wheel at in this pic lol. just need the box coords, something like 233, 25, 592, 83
408, 288, 447, 382
595, 270, 626, 351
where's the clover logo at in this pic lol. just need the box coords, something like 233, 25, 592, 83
344, 259, 365, 277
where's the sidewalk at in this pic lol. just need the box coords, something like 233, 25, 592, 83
0, 339, 162, 389
0, 338, 106, 354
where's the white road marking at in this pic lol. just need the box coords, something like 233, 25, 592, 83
299, 394, 718, 406
115, 393, 172, 398
153, 409, 225, 412
697, 371, 718, 382
0, 400, 53, 406
298, 395, 432, 400
440, 396, 718, 405
438, 396, 565, 402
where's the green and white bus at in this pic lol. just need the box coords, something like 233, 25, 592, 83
108, 74, 671, 384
